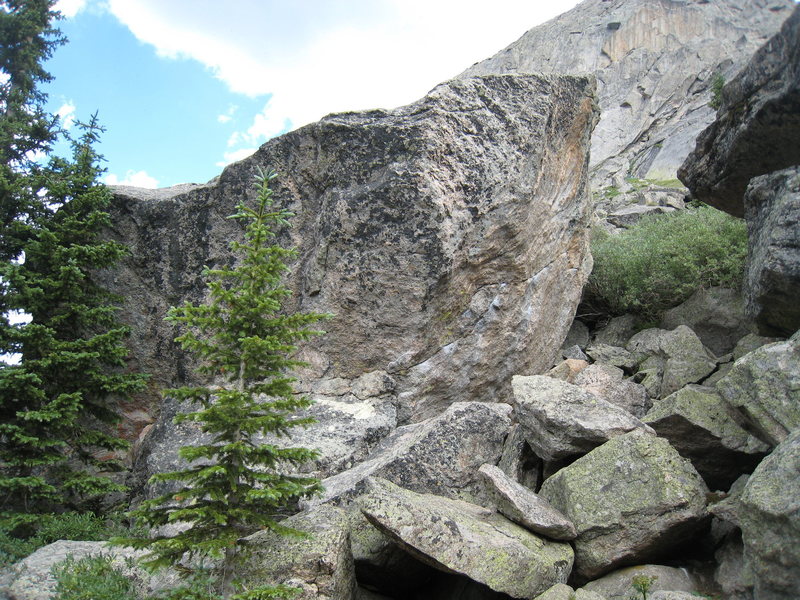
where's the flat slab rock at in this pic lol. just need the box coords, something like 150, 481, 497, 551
309, 401, 512, 507
358, 477, 574, 599
580, 564, 702, 598
479, 464, 576, 541
539, 429, 709, 581
511, 375, 652, 462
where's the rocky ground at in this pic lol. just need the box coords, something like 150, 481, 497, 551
3, 1, 800, 599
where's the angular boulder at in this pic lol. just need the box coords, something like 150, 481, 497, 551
743, 167, 800, 336
106, 73, 598, 433
716, 334, 800, 447
643, 385, 769, 491
574, 363, 651, 418
660, 287, 752, 356
511, 375, 652, 462
479, 464, 576, 541
580, 564, 702, 598
739, 429, 800, 600
309, 402, 512, 507
679, 5, 800, 217
539, 430, 709, 580
626, 325, 717, 398
240, 504, 355, 600
359, 478, 574, 599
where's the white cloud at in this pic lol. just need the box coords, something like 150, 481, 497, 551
55, 101, 77, 130
54, 0, 88, 18
217, 104, 238, 124
215, 147, 257, 168
104, 169, 159, 188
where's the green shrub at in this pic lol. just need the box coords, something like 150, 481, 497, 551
586, 206, 747, 323
709, 73, 725, 109
0, 511, 130, 565
53, 555, 137, 600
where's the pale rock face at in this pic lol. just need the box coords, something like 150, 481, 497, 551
580, 564, 702, 598
539, 430, 709, 581
106, 74, 598, 435
358, 477, 574, 599
462, 0, 794, 188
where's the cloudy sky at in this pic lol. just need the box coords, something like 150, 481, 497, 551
48, 0, 581, 188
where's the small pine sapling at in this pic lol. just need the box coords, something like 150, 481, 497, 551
118, 170, 329, 599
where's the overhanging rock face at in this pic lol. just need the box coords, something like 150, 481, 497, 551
107, 74, 597, 429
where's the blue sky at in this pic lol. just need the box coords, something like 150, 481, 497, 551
46, 0, 581, 188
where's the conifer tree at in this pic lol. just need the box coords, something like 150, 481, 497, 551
0, 116, 147, 519
120, 170, 328, 600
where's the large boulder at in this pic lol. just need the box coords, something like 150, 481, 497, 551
743, 167, 800, 336
580, 564, 702, 598
511, 375, 652, 462
679, 5, 800, 217
462, 0, 793, 188
715, 334, 800, 448
660, 287, 752, 356
739, 429, 800, 600
573, 363, 651, 418
239, 505, 355, 600
105, 73, 598, 436
309, 402, 512, 507
5, 541, 175, 600
478, 464, 577, 541
626, 325, 717, 398
136, 385, 397, 497
358, 478, 574, 599
539, 430, 709, 581
643, 385, 769, 491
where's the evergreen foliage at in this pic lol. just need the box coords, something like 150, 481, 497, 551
0, 0, 63, 262
0, 116, 147, 519
585, 205, 748, 323
118, 170, 328, 599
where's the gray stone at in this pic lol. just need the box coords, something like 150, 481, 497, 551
593, 315, 638, 349
716, 336, 800, 447
585, 344, 637, 371
660, 287, 753, 356
608, 204, 672, 228
497, 424, 541, 492
105, 73, 598, 437
540, 430, 709, 580
358, 477, 573, 599
574, 363, 651, 418
6, 541, 175, 600
309, 402, 512, 507
627, 326, 717, 398
562, 344, 589, 362
533, 584, 575, 600
511, 375, 652, 462
703, 361, 734, 388
479, 464, 576, 541
732, 333, 781, 361
240, 504, 355, 600
463, 0, 793, 188
137, 391, 397, 497
739, 429, 800, 600
563, 320, 590, 351
679, 5, 800, 217
744, 167, 800, 336
643, 385, 768, 491
708, 474, 750, 528
714, 530, 754, 600
580, 564, 701, 599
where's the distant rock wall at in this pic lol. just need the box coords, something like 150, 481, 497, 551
106, 74, 598, 436
461, 0, 794, 188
